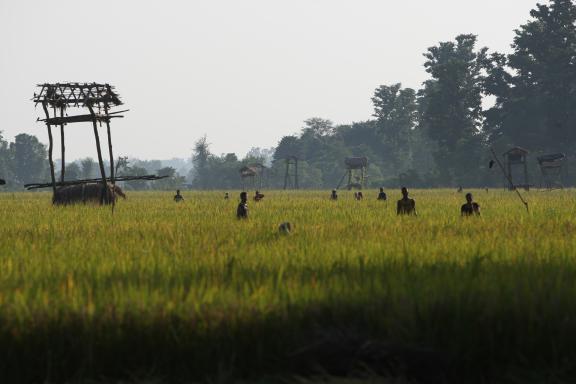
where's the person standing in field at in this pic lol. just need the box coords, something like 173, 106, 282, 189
377, 187, 387, 201
461, 192, 480, 216
397, 187, 416, 216
224, 192, 229, 200
174, 189, 184, 202
330, 190, 338, 200
237, 191, 248, 219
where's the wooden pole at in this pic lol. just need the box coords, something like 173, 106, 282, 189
490, 148, 529, 212
87, 104, 108, 204
295, 158, 299, 190
59, 106, 65, 182
523, 156, 529, 191
104, 105, 116, 211
42, 103, 57, 197
284, 159, 289, 190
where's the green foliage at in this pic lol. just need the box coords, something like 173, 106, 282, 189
419, 34, 487, 186
10, 133, 48, 186
484, 0, 576, 152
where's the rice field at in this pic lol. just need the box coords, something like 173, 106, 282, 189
1, 189, 576, 383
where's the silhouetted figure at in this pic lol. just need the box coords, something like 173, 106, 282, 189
224, 192, 229, 200
461, 193, 480, 216
237, 192, 248, 219
279, 222, 292, 234
355, 191, 363, 200
254, 190, 265, 202
397, 187, 416, 216
330, 190, 338, 200
377, 187, 387, 201
174, 189, 184, 202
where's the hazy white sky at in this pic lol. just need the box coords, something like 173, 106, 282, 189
1, 0, 537, 161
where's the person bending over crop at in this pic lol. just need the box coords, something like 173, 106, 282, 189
174, 189, 184, 202
461, 193, 480, 216
254, 190, 265, 202
397, 187, 416, 216
237, 192, 248, 219
330, 190, 338, 200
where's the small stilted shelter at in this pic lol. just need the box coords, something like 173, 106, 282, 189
283, 156, 299, 190
239, 163, 266, 190
30, 82, 164, 203
336, 157, 368, 190
537, 153, 565, 190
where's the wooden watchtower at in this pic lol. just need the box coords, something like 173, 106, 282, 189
503, 147, 530, 191
336, 157, 368, 190
283, 156, 299, 190
31, 83, 164, 203
239, 163, 266, 190
33, 83, 123, 202
537, 153, 565, 190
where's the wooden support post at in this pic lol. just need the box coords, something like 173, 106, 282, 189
87, 104, 108, 204
524, 157, 529, 191
104, 106, 115, 183
506, 158, 513, 190
42, 103, 57, 197
347, 169, 352, 190
295, 158, 299, 190
104, 105, 116, 210
59, 106, 65, 182
283, 159, 289, 190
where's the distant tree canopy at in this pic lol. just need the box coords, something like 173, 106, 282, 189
484, 0, 576, 153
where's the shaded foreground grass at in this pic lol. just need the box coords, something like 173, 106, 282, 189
1, 190, 576, 383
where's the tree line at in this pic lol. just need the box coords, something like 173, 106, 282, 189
192, 0, 576, 189
0, 133, 189, 191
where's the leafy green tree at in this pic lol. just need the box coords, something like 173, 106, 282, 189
302, 118, 334, 138
420, 34, 487, 185
154, 167, 186, 190
0, 132, 13, 185
80, 157, 96, 179
191, 135, 211, 189
10, 133, 48, 185
372, 84, 418, 147
63, 163, 81, 181
484, 0, 576, 152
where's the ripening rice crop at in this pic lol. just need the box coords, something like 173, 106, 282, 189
0, 189, 576, 383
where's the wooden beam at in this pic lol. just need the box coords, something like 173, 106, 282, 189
58, 106, 65, 182
87, 104, 108, 205
40, 114, 123, 125
41, 103, 57, 197
104, 105, 115, 209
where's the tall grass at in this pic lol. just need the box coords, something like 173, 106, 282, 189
0, 189, 576, 382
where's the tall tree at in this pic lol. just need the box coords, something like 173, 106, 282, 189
10, 134, 48, 185
484, 0, 576, 152
372, 84, 418, 147
191, 135, 211, 189
420, 34, 487, 185
0, 132, 13, 184
80, 157, 96, 179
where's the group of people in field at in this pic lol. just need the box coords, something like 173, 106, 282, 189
173, 186, 480, 220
